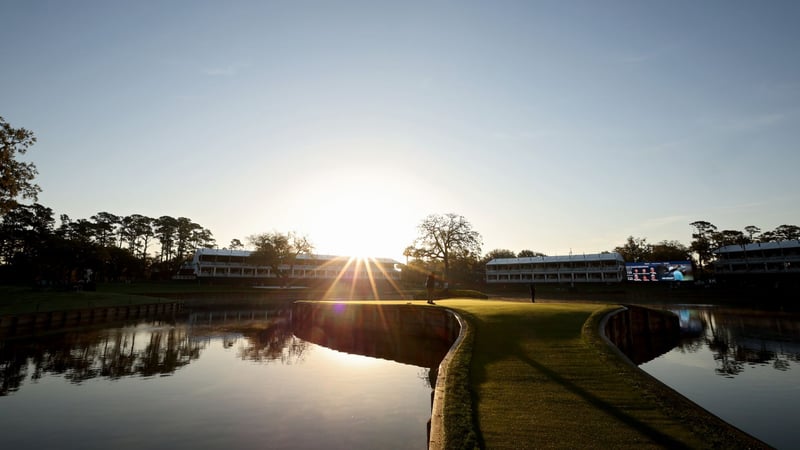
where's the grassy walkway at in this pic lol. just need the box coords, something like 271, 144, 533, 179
436, 299, 766, 450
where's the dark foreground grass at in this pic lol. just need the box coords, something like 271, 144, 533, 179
437, 299, 768, 450
0, 285, 174, 315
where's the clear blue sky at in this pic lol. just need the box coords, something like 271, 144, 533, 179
3, 0, 799, 262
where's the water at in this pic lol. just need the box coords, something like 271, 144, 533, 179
0, 309, 436, 449
639, 306, 800, 449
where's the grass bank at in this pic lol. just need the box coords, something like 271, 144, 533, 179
0, 285, 174, 315
436, 299, 767, 449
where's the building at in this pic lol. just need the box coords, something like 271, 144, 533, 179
714, 240, 800, 278
175, 248, 402, 284
485, 252, 626, 284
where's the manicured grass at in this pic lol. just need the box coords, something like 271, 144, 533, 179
433, 299, 767, 450
94, 281, 261, 295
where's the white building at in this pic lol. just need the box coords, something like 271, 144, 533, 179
176, 248, 402, 282
714, 240, 800, 276
486, 252, 627, 284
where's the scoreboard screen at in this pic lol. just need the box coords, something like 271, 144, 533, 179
625, 261, 693, 282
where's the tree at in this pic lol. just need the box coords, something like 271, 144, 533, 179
154, 216, 178, 262
1, 116, 41, 215
689, 221, 718, 271
517, 249, 546, 258
248, 231, 313, 287
189, 227, 215, 252
174, 217, 201, 260
58, 216, 96, 245
0, 203, 56, 281
614, 236, 651, 262
714, 229, 747, 248
482, 249, 516, 263
650, 240, 691, 261
91, 212, 120, 247
771, 224, 800, 241
744, 225, 761, 242
119, 214, 154, 259
407, 213, 482, 281
0, 203, 54, 263
229, 238, 244, 250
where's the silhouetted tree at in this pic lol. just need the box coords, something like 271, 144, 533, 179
91, 212, 120, 247
714, 229, 748, 247
154, 215, 178, 262
771, 224, 800, 241
517, 249, 546, 258
0, 116, 40, 216
744, 225, 761, 242
119, 214, 154, 259
690, 221, 718, 271
248, 231, 313, 286
407, 213, 482, 281
483, 249, 516, 261
614, 236, 651, 262
650, 240, 691, 261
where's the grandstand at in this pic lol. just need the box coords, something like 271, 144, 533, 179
714, 240, 800, 276
486, 252, 626, 284
175, 248, 402, 283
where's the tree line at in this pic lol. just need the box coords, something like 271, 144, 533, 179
0, 203, 215, 284
4, 115, 799, 287
403, 214, 800, 286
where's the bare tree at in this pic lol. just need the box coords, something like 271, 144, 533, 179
408, 213, 482, 281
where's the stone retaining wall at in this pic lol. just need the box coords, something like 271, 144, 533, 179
292, 301, 463, 450
0, 302, 181, 338
292, 301, 460, 344
604, 305, 681, 364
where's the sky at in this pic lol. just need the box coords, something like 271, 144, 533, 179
2, 0, 800, 263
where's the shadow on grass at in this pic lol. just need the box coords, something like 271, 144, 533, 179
461, 305, 691, 449
511, 349, 691, 449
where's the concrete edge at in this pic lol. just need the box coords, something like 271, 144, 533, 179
597, 305, 634, 365
428, 308, 468, 450
597, 306, 770, 449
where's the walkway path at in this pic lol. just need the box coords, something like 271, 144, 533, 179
442, 300, 767, 449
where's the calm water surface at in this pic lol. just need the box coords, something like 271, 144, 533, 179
639, 306, 800, 450
0, 309, 435, 449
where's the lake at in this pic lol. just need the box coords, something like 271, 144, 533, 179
639, 306, 800, 450
0, 308, 439, 449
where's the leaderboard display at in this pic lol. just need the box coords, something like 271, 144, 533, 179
625, 261, 693, 282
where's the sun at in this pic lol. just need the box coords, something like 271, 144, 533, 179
337, 224, 386, 259
301, 173, 409, 261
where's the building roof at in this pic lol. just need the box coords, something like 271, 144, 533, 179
194, 248, 401, 264
486, 252, 624, 266
715, 240, 800, 254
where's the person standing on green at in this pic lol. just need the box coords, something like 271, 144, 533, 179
426, 272, 436, 304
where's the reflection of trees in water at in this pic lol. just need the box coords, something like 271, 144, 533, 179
1, 323, 203, 396
673, 308, 800, 378
183, 308, 304, 364
1, 308, 306, 396
233, 318, 309, 364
